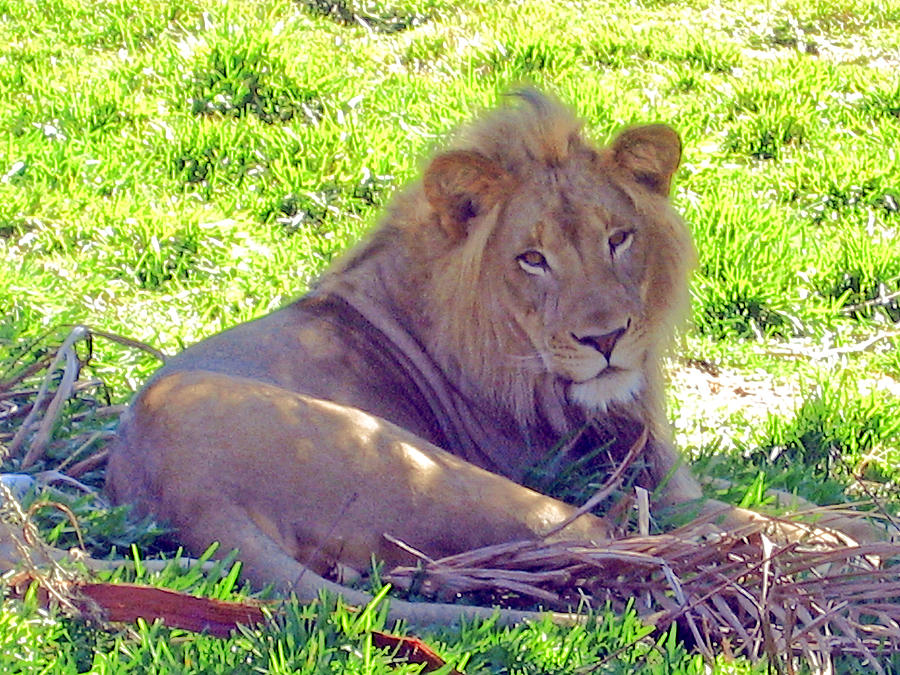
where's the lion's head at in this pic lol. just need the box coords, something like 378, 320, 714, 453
388, 91, 695, 433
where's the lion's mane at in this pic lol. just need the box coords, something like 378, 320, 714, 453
330, 92, 695, 456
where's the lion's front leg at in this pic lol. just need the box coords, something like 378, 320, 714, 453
107, 370, 612, 589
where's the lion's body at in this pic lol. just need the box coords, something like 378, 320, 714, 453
107, 92, 725, 622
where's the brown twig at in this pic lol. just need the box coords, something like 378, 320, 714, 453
8, 327, 89, 462
53, 430, 113, 474
541, 426, 648, 539
0, 353, 56, 393
71, 404, 128, 422
79, 326, 170, 364
26, 500, 86, 551
840, 289, 900, 314
0, 486, 80, 610
64, 449, 111, 479
19, 328, 87, 469
768, 330, 900, 360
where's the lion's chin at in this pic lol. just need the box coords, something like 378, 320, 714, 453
566, 368, 644, 414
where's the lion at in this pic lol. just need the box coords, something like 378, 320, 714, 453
105, 91, 866, 626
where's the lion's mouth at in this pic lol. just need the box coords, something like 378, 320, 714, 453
566, 368, 644, 412
564, 364, 623, 385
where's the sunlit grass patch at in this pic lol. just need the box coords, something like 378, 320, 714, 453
189, 39, 325, 124
862, 82, 900, 119
813, 235, 900, 322
753, 383, 900, 493
298, 0, 435, 33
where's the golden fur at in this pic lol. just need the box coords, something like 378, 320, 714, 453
422, 93, 693, 432
106, 91, 865, 625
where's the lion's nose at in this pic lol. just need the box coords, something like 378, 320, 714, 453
572, 321, 629, 362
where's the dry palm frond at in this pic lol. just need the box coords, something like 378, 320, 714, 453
384, 516, 900, 669
1, 325, 163, 471
1, 326, 166, 606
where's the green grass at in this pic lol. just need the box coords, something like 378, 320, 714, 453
2, 0, 900, 670
2, 576, 719, 674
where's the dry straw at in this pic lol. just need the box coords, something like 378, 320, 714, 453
385, 515, 900, 671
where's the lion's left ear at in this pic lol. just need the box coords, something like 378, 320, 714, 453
424, 150, 512, 239
610, 124, 681, 196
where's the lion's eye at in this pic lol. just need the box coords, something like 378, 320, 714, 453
608, 230, 633, 255
517, 250, 549, 275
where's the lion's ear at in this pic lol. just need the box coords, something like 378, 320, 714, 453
423, 150, 511, 239
610, 125, 681, 196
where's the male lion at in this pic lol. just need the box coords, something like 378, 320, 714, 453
106, 91, 838, 624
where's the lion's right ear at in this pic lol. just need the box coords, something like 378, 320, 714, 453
610, 124, 682, 196
423, 150, 512, 239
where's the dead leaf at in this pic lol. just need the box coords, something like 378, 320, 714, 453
371, 629, 463, 674
74, 582, 269, 638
